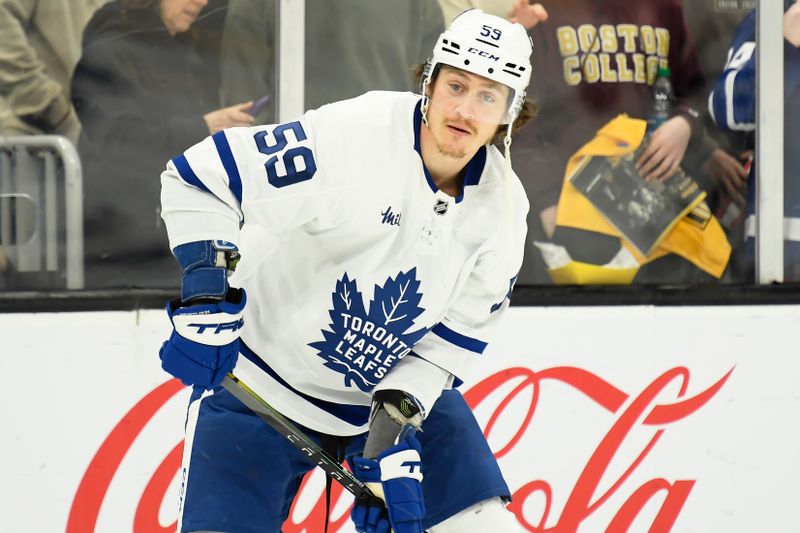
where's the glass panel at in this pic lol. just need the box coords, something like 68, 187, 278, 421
690, 0, 758, 283
221, 0, 278, 124
782, 0, 800, 280
0, 139, 85, 289
512, 0, 758, 286
0, 0, 788, 292
69, 0, 233, 289
221, 1, 444, 123
0, 194, 36, 245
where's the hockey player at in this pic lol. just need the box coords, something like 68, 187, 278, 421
709, 0, 800, 279
159, 8, 535, 532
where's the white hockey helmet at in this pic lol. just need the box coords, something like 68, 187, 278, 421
423, 9, 533, 125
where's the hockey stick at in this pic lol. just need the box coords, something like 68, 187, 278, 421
221, 372, 374, 499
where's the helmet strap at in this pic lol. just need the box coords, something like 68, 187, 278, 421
421, 75, 432, 127
503, 122, 515, 255
503, 122, 513, 171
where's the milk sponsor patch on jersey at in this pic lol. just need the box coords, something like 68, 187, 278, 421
309, 269, 429, 392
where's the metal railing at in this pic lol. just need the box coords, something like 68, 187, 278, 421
0, 135, 84, 289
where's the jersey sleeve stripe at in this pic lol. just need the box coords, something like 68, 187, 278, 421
431, 322, 488, 354
172, 154, 212, 195
212, 130, 244, 205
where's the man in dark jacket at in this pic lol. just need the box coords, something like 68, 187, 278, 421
71, 0, 252, 288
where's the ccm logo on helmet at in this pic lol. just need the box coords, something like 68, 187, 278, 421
187, 319, 244, 334
468, 48, 500, 61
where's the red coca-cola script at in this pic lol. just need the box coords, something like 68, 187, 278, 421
67, 365, 732, 532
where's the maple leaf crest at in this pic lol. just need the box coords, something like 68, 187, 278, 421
309, 269, 428, 392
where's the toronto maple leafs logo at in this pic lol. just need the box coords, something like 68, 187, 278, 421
309, 268, 429, 392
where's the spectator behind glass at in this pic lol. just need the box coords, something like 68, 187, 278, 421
437, 0, 547, 27
512, 0, 732, 284
71, 0, 253, 289
0, 0, 107, 145
709, 0, 800, 280
219, 0, 445, 123
683, 0, 753, 280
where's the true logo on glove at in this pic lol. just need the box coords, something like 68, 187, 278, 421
401, 460, 422, 474
187, 318, 244, 334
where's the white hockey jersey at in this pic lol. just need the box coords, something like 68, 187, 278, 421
161, 91, 529, 435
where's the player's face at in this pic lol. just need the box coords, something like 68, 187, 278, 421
160, 0, 208, 35
425, 66, 510, 159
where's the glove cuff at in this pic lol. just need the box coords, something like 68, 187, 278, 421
173, 240, 239, 302
351, 455, 382, 484
182, 266, 228, 302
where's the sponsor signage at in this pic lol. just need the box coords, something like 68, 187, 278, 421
3, 306, 799, 532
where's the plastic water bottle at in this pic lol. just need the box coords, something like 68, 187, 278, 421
646, 67, 676, 135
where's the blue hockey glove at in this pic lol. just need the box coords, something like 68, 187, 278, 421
159, 287, 246, 388
350, 434, 425, 533
159, 239, 244, 388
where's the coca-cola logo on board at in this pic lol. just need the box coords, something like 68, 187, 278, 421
67, 365, 732, 532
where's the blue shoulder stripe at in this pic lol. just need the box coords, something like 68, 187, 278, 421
172, 154, 212, 195
431, 322, 488, 354
212, 130, 243, 205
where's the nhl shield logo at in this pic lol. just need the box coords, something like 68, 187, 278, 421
433, 199, 449, 216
